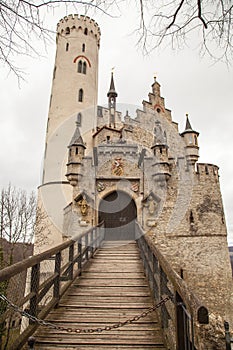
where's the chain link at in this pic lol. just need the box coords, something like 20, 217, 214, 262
0, 294, 171, 333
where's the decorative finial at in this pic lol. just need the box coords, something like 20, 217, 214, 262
186, 113, 189, 117
111, 67, 115, 74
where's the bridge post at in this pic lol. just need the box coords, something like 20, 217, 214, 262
78, 237, 82, 273
224, 321, 232, 350
54, 252, 61, 300
68, 244, 74, 280
29, 264, 40, 322
28, 336, 36, 349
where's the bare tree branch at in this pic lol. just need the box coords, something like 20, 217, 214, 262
0, 0, 232, 79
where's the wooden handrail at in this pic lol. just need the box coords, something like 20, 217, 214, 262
135, 222, 208, 320
0, 222, 104, 282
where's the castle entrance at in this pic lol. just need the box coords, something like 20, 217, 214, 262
98, 191, 137, 240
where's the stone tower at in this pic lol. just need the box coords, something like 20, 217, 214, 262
35, 15, 101, 252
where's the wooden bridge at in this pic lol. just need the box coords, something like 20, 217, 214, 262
34, 241, 166, 349
0, 223, 215, 349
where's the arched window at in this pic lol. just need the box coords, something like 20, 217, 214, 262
194, 134, 198, 146
83, 61, 87, 74
78, 60, 82, 73
65, 27, 70, 35
78, 89, 83, 102
189, 210, 194, 224
84, 28, 88, 35
77, 113, 82, 126
66, 43, 69, 51
82, 43, 85, 52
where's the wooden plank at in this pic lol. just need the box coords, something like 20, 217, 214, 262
36, 346, 167, 349
34, 241, 167, 349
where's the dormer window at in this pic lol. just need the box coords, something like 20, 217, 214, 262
84, 28, 88, 35
65, 27, 70, 35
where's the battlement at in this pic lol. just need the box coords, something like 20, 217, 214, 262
196, 163, 219, 179
57, 14, 101, 42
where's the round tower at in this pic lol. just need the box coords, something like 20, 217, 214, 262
35, 15, 101, 252
43, 14, 100, 184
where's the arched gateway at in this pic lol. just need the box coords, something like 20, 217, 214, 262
98, 191, 137, 240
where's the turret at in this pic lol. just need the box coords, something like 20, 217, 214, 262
151, 120, 170, 183
107, 72, 118, 128
180, 114, 199, 166
66, 117, 86, 186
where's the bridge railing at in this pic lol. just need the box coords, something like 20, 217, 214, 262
135, 222, 209, 350
0, 223, 104, 350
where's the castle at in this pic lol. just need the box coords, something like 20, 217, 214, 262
34, 14, 233, 329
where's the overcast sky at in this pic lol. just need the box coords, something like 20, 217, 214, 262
0, 5, 232, 243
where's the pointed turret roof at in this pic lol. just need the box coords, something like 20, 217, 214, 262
181, 114, 199, 135
69, 122, 86, 148
107, 72, 118, 97
185, 114, 193, 131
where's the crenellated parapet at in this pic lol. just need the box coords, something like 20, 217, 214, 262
196, 163, 219, 181
57, 14, 101, 45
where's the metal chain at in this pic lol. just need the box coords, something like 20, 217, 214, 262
0, 294, 171, 334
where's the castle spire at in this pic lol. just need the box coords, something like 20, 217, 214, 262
107, 72, 117, 96
185, 114, 193, 131
69, 118, 86, 148
107, 71, 118, 128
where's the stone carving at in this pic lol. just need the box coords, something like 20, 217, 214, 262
143, 195, 158, 215
131, 182, 139, 192
148, 196, 157, 214
112, 157, 124, 176
97, 182, 106, 192
154, 120, 166, 144
78, 196, 88, 216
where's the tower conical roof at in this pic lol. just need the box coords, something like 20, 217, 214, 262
185, 115, 193, 131
107, 72, 118, 97
181, 114, 199, 135
69, 123, 86, 148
